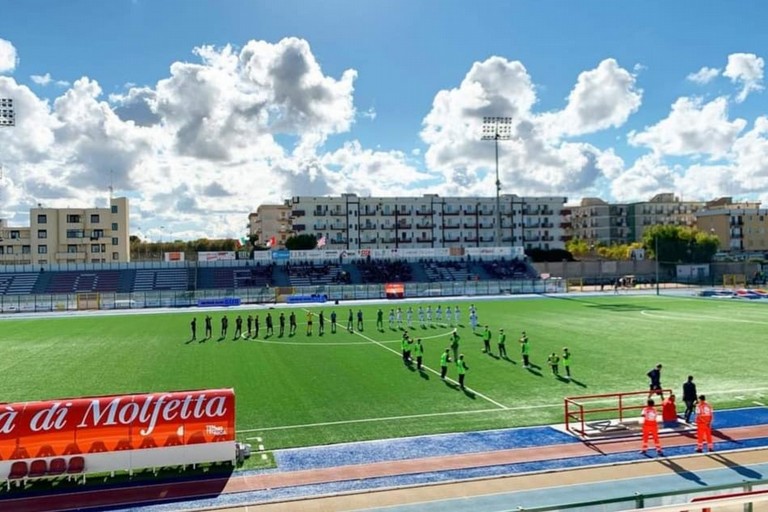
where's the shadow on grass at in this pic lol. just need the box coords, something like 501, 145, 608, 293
544, 295, 662, 311
418, 369, 429, 380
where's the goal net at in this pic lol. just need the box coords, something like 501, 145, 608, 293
76, 292, 100, 310
723, 274, 746, 288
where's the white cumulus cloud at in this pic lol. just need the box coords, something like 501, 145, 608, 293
628, 97, 746, 158
30, 73, 70, 87
0, 38, 17, 73
724, 53, 764, 103
686, 66, 720, 85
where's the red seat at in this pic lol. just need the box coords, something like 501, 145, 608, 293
48, 458, 67, 476
67, 456, 85, 474
8, 461, 27, 480
28, 459, 47, 478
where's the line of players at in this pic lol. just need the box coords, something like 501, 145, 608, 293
377, 304, 472, 330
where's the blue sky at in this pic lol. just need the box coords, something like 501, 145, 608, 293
0, 1, 767, 239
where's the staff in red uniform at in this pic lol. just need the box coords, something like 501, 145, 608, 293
695, 394, 714, 453
662, 394, 679, 428
641, 399, 664, 456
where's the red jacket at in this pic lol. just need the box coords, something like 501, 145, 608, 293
662, 398, 677, 422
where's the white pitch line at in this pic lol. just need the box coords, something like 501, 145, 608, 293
754, 401, 766, 406
241, 407, 509, 435
350, 320, 510, 410
258, 444, 265, 451
261, 453, 268, 460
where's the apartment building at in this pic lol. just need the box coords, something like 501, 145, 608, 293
696, 198, 768, 253
248, 204, 293, 248
0, 197, 130, 265
571, 193, 704, 245
284, 193, 568, 250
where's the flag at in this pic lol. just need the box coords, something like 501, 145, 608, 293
236, 236, 249, 249
316, 235, 327, 248
266, 236, 276, 248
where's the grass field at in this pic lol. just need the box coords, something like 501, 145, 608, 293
1, 293, 767, 451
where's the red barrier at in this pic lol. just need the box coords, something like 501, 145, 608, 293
0, 389, 235, 461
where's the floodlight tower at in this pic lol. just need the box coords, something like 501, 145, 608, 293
481, 117, 512, 247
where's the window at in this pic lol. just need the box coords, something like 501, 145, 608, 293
67, 229, 84, 239
91, 214, 100, 223
37, 229, 47, 239
67, 245, 77, 253
6, 246, 13, 254
10, 230, 19, 239
21, 246, 30, 254
91, 229, 103, 240
111, 205, 118, 214
67, 214, 81, 223
37, 214, 47, 224
112, 237, 119, 245
37, 245, 47, 254
112, 252, 120, 260
0, 247, 4, 255
91, 244, 101, 253
111, 223, 118, 231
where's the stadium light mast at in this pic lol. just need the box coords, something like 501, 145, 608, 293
482, 117, 512, 247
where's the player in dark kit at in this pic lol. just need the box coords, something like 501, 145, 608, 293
190, 317, 197, 340
246, 315, 253, 338
289, 312, 297, 335
205, 315, 212, 339
220, 315, 228, 338
319, 311, 325, 334
357, 309, 364, 331
347, 309, 354, 332
279, 313, 286, 336
330, 310, 337, 333
234, 315, 243, 339
266, 313, 274, 336
254, 314, 260, 338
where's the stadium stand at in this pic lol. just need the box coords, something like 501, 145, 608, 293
423, 260, 471, 282
286, 262, 347, 286
0, 273, 40, 295
482, 259, 539, 280
133, 268, 189, 292
196, 264, 274, 290
38, 271, 126, 294
356, 260, 413, 283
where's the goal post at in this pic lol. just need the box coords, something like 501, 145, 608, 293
76, 292, 100, 310
564, 389, 673, 437
723, 274, 746, 288
565, 278, 583, 292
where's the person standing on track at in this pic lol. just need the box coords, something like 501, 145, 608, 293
682, 375, 697, 423
695, 395, 714, 453
640, 399, 664, 457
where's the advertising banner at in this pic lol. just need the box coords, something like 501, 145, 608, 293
198, 251, 237, 262
163, 251, 185, 262
0, 389, 235, 461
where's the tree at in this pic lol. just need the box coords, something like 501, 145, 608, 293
285, 234, 318, 250
565, 238, 589, 258
643, 225, 719, 264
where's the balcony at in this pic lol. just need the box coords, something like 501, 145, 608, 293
329, 210, 345, 217
560, 222, 572, 228
416, 223, 433, 229
399, 238, 413, 244
397, 223, 413, 229
541, 236, 555, 242
329, 226, 347, 231
361, 239, 378, 244
360, 224, 377, 230
416, 237, 434, 243
56, 252, 86, 260
524, 236, 541, 242
524, 222, 540, 229
313, 211, 327, 216
291, 210, 305, 217
464, 237, 478, 243
314, 224, 327, 230
416, 210, 434, 216
443, 210, 460, 216
444, 224, 460, 229
463, 223, 478, 229
359, 210, 377, 216
463, 209, 478, 215
293, 224, 306, 232
444, 237, 460, 242
541, 222, 554, 228
380, 211, 395, 216
541, 208, 554, 215
329, 238, 347, 245
561, 235, 574, 242
478, 210, 494, 216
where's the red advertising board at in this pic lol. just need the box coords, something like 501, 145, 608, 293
0, 389, 235, 460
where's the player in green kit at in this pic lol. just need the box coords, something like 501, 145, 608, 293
498, 329, 507, 358
440, 348, 450, 379
482, 325, 492, 354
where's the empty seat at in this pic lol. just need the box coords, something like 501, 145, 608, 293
28, 459, 47, 478
67, 456, 85, 474
8, 461, 28, 480
48, 458, 67, 476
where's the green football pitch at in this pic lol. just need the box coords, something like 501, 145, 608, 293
0, 294, 766, 450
